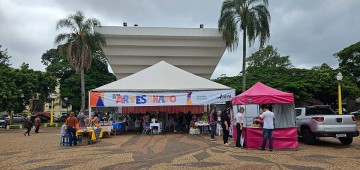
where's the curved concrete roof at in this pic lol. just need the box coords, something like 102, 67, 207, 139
95, 26, 226, 80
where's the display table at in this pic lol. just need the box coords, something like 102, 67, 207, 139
101, 125, 113, 138
195, 122, 209, 134
112, 122, 126, 131
76, 127, 104, 143
242, 127, 298, 149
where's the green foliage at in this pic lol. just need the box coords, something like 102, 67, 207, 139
0, 64, 57, 116
218, 0, 271, 51
334, 41, 360, 84
41, 48, 116, 111
213, 65, 360, 106
0, 45, 11, 67
247, 45, 293, 68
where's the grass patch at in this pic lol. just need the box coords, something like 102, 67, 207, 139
8, 125, 22, 129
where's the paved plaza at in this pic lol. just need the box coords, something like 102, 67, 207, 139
1, 123, 360, 170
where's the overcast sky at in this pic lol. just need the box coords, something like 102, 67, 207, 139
1, 0, 360, 79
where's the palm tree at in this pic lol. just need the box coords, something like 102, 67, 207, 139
218, 0, 271, 92
55, 11, 106, 111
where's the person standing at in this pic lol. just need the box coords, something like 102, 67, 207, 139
92, 113, 100, 127
208, 107, 217, 141
34, 115, 41, 133
173, 113, 178, 132
23, 116, 32, 136
77, 110, 86, 128
258, 105, 275, 151
108, 112, 113, 122
65, 112, 79, 146
221, 109, 231, 145
138, 114, 144, 134
177, 112, 184, 132
235, 107, 244, 148
185, 111, 192, 132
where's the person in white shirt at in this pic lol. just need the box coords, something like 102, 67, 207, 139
60, 124, 68, 136
258, 105, 275, 151
235, 107, 244, 148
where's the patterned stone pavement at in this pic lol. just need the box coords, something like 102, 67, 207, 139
1, 123, 360, 170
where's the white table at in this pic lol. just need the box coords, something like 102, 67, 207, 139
196, 123, 209, 134
150, 123, 162, 134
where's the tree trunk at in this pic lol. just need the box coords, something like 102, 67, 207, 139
80, 68, 85, 112
241, 30, 247, 92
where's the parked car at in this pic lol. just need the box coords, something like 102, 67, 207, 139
30, 114, 50, 123
296, 105, 359, 145
55, 114, 68, 122
350, 110, 360, 116
5, 115, 25, 124
0, 114, 8, 127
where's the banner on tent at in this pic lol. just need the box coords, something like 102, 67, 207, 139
90, 89, 235, 107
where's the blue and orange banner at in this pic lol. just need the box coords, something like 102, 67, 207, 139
90, 90, 235, 107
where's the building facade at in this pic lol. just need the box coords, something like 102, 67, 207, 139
95, 26, 226, 80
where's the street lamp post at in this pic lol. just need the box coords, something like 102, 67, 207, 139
336, 72, 343, 115
50, 93, 57, 126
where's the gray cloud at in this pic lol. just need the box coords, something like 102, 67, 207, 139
1, 0, 359, 79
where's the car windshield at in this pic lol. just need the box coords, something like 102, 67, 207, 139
306, 108, 337, 116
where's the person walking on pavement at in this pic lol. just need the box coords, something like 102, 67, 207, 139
23, 116, 32, 136
235, 107, 244, 148
208, 107, 217, 141
34, 115, 41, 133
221, 108, 231, 145
258, 105, 275, 151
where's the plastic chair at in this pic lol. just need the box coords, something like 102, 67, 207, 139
60, 133, 71, 146
94, 128, 101, 141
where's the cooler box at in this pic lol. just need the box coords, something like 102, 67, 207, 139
112, 123, 125, 130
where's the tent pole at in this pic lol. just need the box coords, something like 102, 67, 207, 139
88, 91, 92, 119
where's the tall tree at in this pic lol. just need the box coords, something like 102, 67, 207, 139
54, 11, 106, 111
247, 45, 293, 68
41, 48, 116, 111
213, 63, 360, 107
0, 64, 57, 124
0, 45, 11, 67
334, 41, 360, 84
218, 0, 271, 92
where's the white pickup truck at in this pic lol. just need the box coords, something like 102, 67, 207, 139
296, 105, 359, 145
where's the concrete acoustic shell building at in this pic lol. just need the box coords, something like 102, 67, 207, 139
95, 26, 227, 80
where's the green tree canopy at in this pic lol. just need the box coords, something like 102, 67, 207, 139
334, 41, 360, 84
214, 65, 360, 106
0, 64, 57, 124
247, 45, 293, 68
41, 48, 116, 111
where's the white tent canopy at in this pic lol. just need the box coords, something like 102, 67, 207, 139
93, 61, 231, 92
90, 61, 235, 107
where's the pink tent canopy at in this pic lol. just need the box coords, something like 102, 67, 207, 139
232, 82, 294, 105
